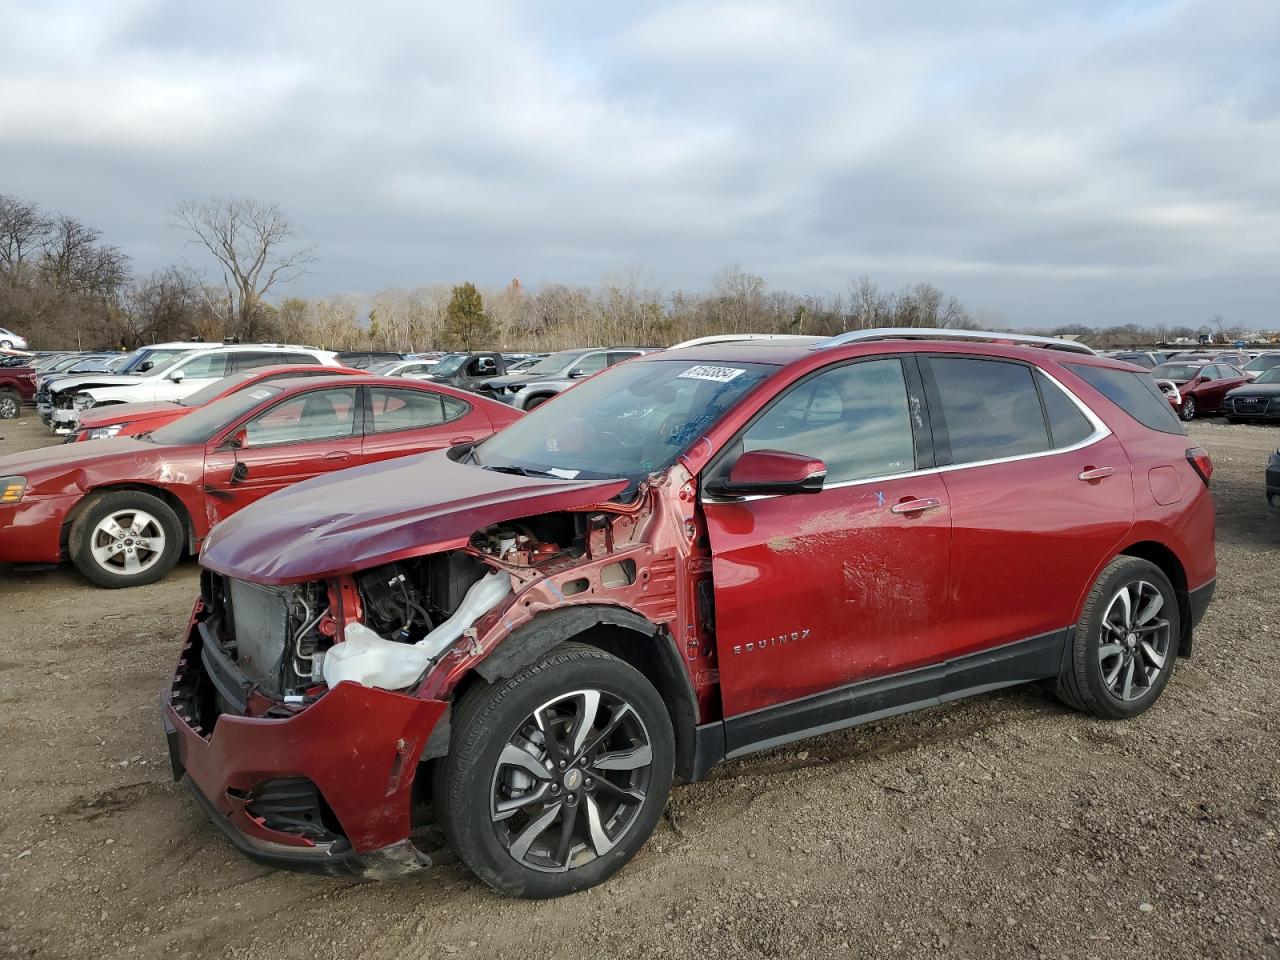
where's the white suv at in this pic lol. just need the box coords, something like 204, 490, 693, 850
50, 344, 340, 433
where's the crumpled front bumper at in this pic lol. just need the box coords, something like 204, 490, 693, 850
162, 613, 448, 877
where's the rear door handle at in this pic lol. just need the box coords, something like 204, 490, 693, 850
323, 451, 352, 462
450, 435, 476, 444
890, 497, 943, 515
1078, 466, 1115, 481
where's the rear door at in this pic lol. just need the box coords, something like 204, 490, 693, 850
203, 386, 362, 526
921, 356, 1133, 660
361, 386, 481, 464
703, 355, 953, 728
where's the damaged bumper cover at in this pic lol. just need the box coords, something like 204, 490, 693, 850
162, 617, 448, 878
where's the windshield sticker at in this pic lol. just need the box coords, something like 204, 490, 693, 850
547, 467, 580, 479
678, 365, 745, 383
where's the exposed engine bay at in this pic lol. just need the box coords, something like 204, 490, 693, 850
203, 513, 595, 703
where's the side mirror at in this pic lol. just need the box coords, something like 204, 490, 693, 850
225, 428, 248, 450
712, 449, 827, 497
167, 368, 184, 383
138, 361, 154, 373
568, 368, 586, 379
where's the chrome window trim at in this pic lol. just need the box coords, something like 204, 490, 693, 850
702, 365, 1111, 503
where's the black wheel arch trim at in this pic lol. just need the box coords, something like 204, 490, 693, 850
468, 604, 703, 782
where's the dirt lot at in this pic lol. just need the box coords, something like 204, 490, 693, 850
1, 411, 1277, 960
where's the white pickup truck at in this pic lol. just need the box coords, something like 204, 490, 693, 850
50, 343, 341, 433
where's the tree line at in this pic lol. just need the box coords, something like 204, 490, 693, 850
0, 192, 1252, 354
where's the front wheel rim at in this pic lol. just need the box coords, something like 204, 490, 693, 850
490, 688, 653, 873
1098, 580, 1171, 702
0, 396, 16, 417
89, 508, 166, 576
1182, 397, 1195, 419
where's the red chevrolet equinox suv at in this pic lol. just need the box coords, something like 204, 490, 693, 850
163, 330, 1216, 898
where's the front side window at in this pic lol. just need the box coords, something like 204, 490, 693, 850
369, 387, 468, 433
738, 358, 915, 483
572, 353, 608, 377
175, 353, 229, 379
243, 387, 358, 447
927, 357, 1050, 464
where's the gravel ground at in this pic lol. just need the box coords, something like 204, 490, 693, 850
1, 411, 1277, 960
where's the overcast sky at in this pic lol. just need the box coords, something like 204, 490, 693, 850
1, 0, 1277, 328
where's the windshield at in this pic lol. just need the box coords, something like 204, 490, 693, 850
149, 384, 284, 445
1244, 355, 1280, 373
1151, 363, 1202, 381
177, 371, 260, 407
430, 353, 471, 376
1252, 368, 1280, 385
476, 358, 775, 490
521, 351, 582, 376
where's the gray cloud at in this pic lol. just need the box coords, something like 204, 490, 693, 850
1, 0, 1276, 328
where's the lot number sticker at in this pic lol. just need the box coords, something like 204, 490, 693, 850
678, 365, 745, 383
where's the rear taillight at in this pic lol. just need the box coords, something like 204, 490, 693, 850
1186, 446, 1213, 486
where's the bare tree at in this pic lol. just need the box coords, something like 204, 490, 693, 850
0, 194, 50, 284
174, 197, 316, 340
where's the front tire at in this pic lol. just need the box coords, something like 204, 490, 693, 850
1179, 395, 1197, 421
437, 642, 674, 898
0, 389, 19, 419
1056, 556, 1180, 719
69, 490, 184, 588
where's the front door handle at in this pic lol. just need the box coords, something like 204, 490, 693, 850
323, 451, 351, 462
1078, 466, 1115, 481
890, 497, 943, 515
450, 435, 476, 444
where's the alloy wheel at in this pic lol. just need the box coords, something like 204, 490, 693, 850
490, 688, 653, 873
1098, 580, 1171, 702
1180, 395, 1196, 420
0, 395, 17, 418
89, 509, 167, 577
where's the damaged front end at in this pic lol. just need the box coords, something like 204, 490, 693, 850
164, 464, 710, 878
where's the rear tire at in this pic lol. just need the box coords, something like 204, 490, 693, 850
0, 340, 12, 350
436, 642, 674, 898
69, 490, 184, 588
1179, 395, 1197, 421
1056, 556, 1180, 719
0, 389, 19, 419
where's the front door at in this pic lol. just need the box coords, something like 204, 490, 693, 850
203, 385, 362, 528
702, 356, 952, 748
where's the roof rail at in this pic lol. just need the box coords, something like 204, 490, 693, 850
668, 334, 814, 349
813, 327, 1097, 356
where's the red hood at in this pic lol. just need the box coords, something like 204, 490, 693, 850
200, 451, 628, 584
78, 400, 184, 430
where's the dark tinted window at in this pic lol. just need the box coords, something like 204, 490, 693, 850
369, 387, 468, 433
608, 351, 642, 366
928, 358, 1049, 464
1065, 363, 1185, 436
230, 351, 284, 373
269, 352, 314, 366
741, 358, 915, 483
1036, 373, 1094, 448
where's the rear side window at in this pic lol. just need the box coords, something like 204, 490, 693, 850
926, 358, 1050, 464
1037, 373, 1095, 448
369, 387, 469, 433
1064, 363, 1185, 436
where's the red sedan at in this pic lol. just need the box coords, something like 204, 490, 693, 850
0, 376, 521, 587
1150, 360, 1250, 421
71, 364, 362, 441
